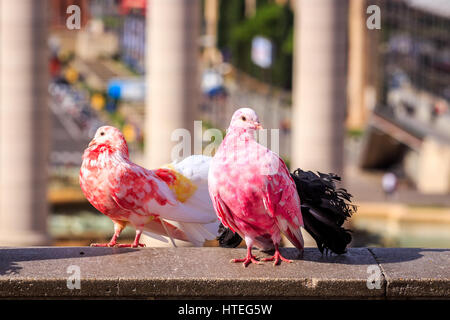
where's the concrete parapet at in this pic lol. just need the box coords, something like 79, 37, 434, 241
0, 247, 448, 299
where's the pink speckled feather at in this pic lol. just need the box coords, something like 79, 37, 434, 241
80, 126, 219, 247
209, 108, 304, 266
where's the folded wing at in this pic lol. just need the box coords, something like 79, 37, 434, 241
264, 156, 304, 250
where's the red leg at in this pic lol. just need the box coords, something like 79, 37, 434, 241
90, 222, 123, 247
230, 246, 261, 267
116, 229, 145, 248
261, 244, 292, 266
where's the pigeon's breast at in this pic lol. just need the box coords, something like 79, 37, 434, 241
213, 161, 277, 232
210, 135, 282, 236
79, 159, 125, 219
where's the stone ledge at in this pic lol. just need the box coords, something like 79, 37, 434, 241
0, 247, 448, 299
370, 248, 450, 298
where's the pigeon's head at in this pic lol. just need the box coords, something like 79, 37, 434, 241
88, 126, 129, 156
229, 108, 263, 131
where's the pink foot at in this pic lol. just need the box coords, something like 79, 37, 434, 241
116, 242, 145, 248
230, 246, 261, 267
230, 255, 261, 268
90, 242, 117, 247
89, 241, 145, 248
104, 229, 145, 248
261, 246, 292, 266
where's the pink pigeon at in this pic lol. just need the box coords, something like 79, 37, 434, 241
80, 126, 220, 248
208, 108, 305, 266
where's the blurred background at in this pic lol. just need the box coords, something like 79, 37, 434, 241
0, 0, 449, 248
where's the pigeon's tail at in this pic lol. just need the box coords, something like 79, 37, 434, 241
290, 169, 357, 254
217, 223, 243, 248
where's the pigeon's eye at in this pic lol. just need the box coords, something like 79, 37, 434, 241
100, 132, 105, 136
241, 116, 247, 121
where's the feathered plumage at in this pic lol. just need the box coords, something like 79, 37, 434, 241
290, 169, 356, 254
209, 108, 304, 266
217, 168, 357, 254
79, 126, 219, 247
152, 155, 221, 246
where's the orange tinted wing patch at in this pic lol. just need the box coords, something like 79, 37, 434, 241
155, 165, 197, 203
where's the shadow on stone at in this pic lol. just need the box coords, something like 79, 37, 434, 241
0, 247, 136, 276
369, 248, 450, 264
276, 247, 433, 265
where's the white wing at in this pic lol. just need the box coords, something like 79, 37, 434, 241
172, 155, 211, 184
170, 155, 215, 214
166, 155, 220, 245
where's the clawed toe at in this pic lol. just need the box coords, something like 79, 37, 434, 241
90, 242, 144, 248
261, 245, 293, 266
230, 255, 261, 267
116, 242, 145, 248
262, 255, 292, 266
90, 243, 116, 247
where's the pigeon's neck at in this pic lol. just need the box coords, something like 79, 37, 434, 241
83, 143, 129, 164
225, 127, 257, 143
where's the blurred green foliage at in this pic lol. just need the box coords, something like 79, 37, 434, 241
347, 128, 365, 139
217, 0, 246, 50
218, 1, 294, 89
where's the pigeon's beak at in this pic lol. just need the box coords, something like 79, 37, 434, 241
88, 139, 96, 147
255, 122, 263, 130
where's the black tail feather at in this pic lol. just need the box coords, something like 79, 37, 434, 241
217, 223, 243, 248
290, 169, 356, 254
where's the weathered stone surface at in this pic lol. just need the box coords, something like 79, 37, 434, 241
1, 247, 448, 299
0, 247, 382, 298
370, 248, 450, 298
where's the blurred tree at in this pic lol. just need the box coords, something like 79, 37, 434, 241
218, 2, 294, 89
217, 0, 246, 54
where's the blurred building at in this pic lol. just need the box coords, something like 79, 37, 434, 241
383, 0, 449, 132
360, 0, 450, 194
88, 0, 146, 73
50, 0, 90, 29
120, 2, 146, 74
